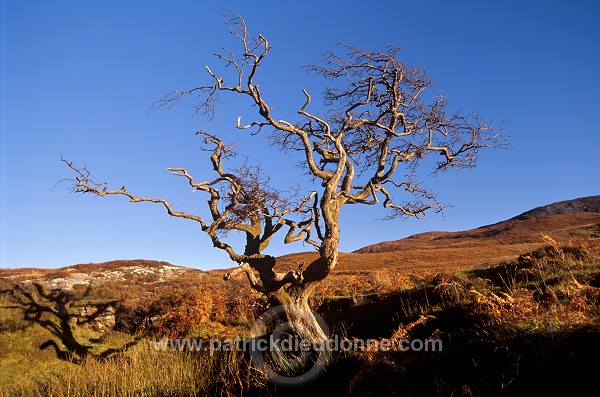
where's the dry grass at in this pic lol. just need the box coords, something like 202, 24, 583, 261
342, 238, 600, 396
1, 227, 599, 396
0, 278, 266, 397
1, 342, 265, 397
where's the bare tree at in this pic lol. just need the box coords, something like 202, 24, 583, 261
63, 12, 504, 343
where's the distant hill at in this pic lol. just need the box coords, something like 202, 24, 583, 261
0, 259, 201, 291
354, 196, 600, 255
511, 195, 600, 220
3, 196, 599, 279
274, 196, 600, 274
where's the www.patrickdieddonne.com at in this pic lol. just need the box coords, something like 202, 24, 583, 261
151, 335, 443, 355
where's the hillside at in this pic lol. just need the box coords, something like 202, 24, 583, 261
274, 198, 600, 277
0, 259, 202, 292
511, 195, 600, 220
353, 212, 600, 253
355, 196, 600, 254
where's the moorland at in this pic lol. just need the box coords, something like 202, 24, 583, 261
1, 196, 599, 396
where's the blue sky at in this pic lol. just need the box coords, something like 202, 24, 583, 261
2, 0, 599, 270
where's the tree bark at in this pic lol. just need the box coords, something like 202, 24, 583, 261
269, 283, 328, 349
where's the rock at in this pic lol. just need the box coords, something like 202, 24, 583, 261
92, 305, 116, 332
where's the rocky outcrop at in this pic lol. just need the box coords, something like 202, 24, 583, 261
17, 262, 192, 291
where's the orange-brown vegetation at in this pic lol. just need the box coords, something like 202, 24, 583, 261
1, 209, 599, 396
275, 212, 600, 300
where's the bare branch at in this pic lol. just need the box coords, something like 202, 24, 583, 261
60, 157, 208, 227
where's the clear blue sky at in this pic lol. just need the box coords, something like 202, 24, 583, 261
2, 0, 599, 270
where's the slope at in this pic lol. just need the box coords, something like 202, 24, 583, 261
276, 196, 600, 274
